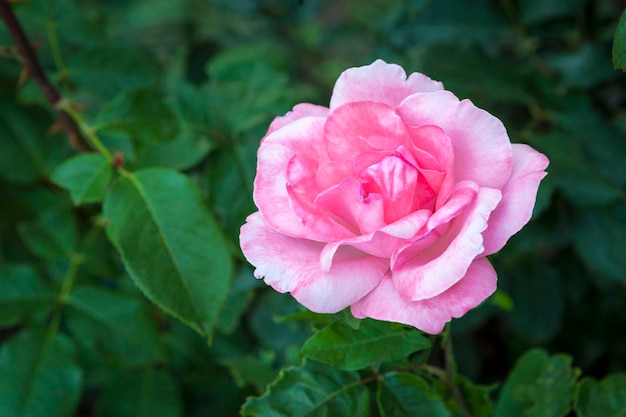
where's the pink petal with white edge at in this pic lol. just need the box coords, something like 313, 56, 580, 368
398, 91, 512, 190
330, 59, 443, 110
324, 101, 410, 161
240, 213, 388, 313
254, 117, 329, 240
265, 103, 329, 137
350, 257, 497, 334
482, 143, 549, 255
392, 185, 501, 301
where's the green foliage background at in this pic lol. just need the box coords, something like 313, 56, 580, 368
0, 0, 625, 416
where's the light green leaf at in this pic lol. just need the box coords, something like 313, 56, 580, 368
0, 330, 82, 417
65, 286, 164, 366
613, 9, 626, 71
51, 153, 113, 205
0, 265, 52, 327
95, 370, 182, 417
574, 374, 626, 417
302, 319, 430, 371
377, 373, 449, 417
17, 208, 78, 261
102, 168, 232, 340
94, 88, 179, 142
495, 349, 580, 417
241, 360, 369, 417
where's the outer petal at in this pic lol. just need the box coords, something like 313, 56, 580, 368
266, 103, 329, 137
330, 59, 443, 110
240, 213, 388, 313
398, 91, 512, 190
254, 117, 329, 240
392, 186, 501, 301
482, 143, 549, 255
350, 257, 497, 334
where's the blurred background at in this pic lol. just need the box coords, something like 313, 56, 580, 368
1, 0, 625, 415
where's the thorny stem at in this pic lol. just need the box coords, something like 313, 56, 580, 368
0, 0, 87, 150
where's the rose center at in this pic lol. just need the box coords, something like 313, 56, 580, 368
360, 155, 435, 224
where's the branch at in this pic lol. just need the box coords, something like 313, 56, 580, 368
0, 0, 86, 150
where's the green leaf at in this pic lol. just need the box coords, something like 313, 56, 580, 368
17, 208, 78, 261
66, 46, 159, 104
102, 168, 232, 340
573, 202, 626, 284
220, 353, 277, 392
377, 373, 449, 417
495, 349, 580, 417
502, 262, 564, 343
65, 286, 164, 366
0, 99, 71, 184
613, 9, 626, 71
527, 133, 623, 207
0, 265, 52, 327
51, 153, 113, 205
574, 374, 626, 417
95, 370, 182, 417
216, 265, 262, 334
302, 319, 430, 371
0, 330, 83, 417
241, 360, 369, 417
95, 88, 180, 142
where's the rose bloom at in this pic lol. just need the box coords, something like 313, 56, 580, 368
240, 60, 548, 334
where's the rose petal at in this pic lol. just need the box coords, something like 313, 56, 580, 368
398, 91, 512, 190
266, 103, 329, 137
350, 257, 497, 334
482, 143, 549, 255
319, 209, 432, 271
391, 185, 501, 301
324, 101, 410, 161
240, 213, 388, 313
254, 117, 329, 240
330, 59, 444, 110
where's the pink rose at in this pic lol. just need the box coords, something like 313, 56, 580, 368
239, 60, 549, 334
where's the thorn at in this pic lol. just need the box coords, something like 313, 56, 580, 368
47, 120, 63, 136
113, 152, 125, 169
17, 66, 29, 85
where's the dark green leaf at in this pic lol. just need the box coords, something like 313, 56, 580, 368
94, 88, 179, 142
495, 349, 580, 417
102, 168, 232, 339
221, 353, 277, 392
66, 46, 159, 104
613, 9, 626, 71
302, 319, 430, 371
573, 202, 626, 284
0, 99, 71, 184
527, 133, 623, 207
17, 208, 78, 261
51, 153, 113, 205
0, 330, 82, 417
241, 360, 369, 417
574, 374, 626, 417
66, 286, 164, 366
216, 266, 262, 334
95, 370, 182, 417
0, 265, 52, 327
502, 262, 564, 343
377, 373, 449, 417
